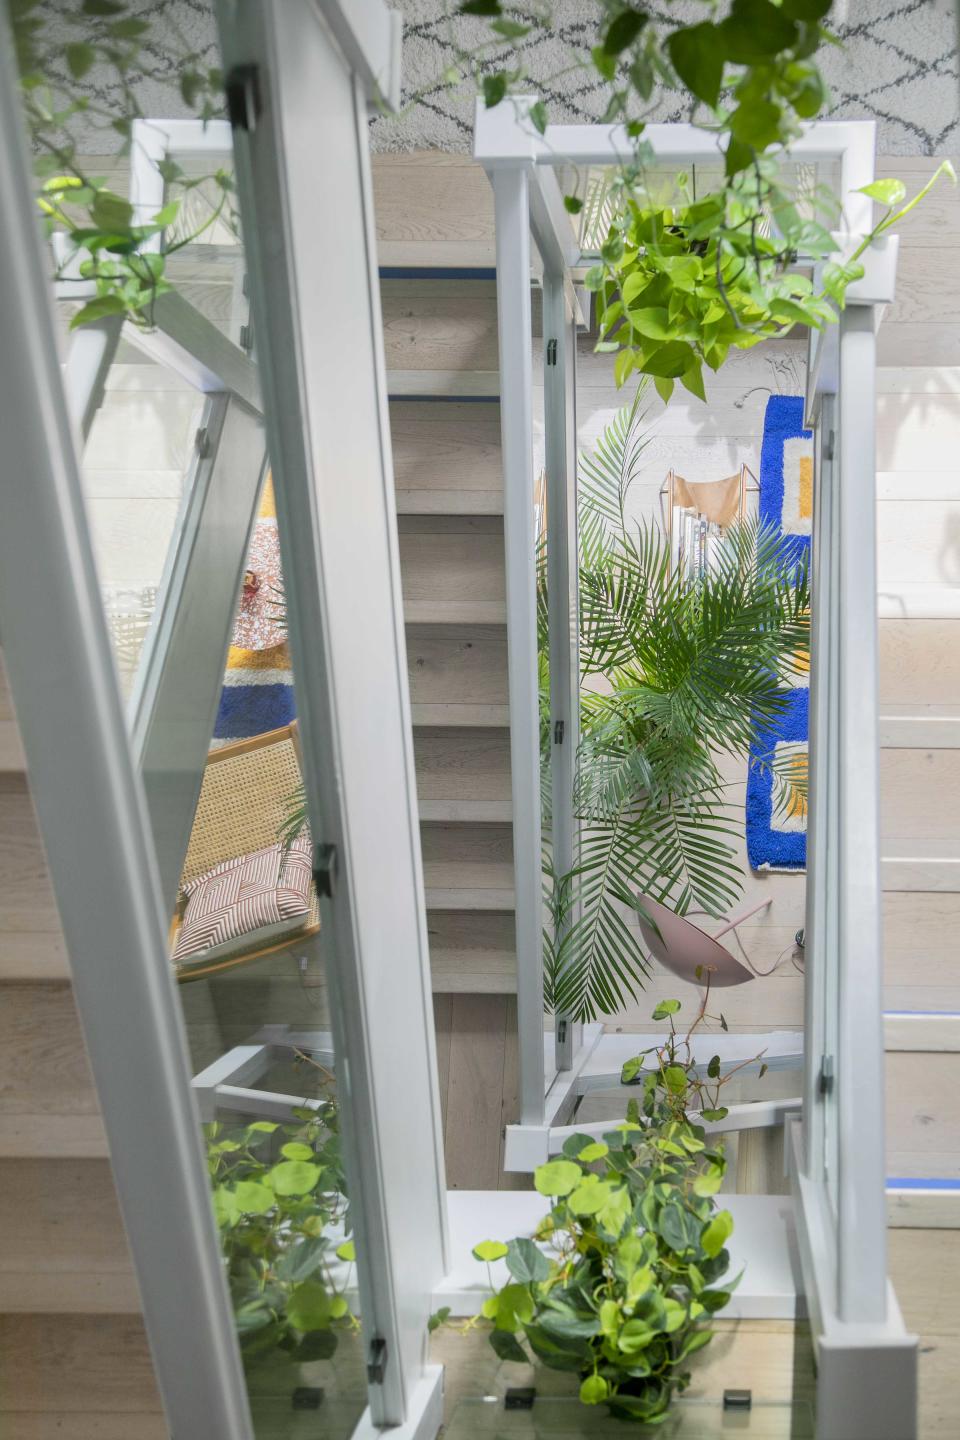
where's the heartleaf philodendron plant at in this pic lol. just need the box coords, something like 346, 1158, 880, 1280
437, 996, 765, 1424
206, 1089, 356, 1372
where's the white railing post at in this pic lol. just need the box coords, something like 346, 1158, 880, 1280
802, 383, 839, 1189
836, 304, 888, 1323
542, 269, 581, 1073
491, 165, 546, 1123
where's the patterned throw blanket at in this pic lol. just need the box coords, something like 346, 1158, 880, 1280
213, 478, 296, 746
746, 395, 811, 873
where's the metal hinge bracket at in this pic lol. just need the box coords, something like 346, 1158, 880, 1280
225, 64, 261, 133
546, 338, 558, 365
554, 719, 564, 745
818, 1054, 835, 1097
194, 426, 210, 459
367, 1336, 388, 1385
313, 843, 337, 899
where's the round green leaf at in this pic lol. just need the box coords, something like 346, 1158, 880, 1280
489, 1327, 529, 1363
233, 1180, 274, 1215
336, 1240, 356, 1262
580, 1373, 609, 1405
506, 1237, 550, 1284
212, 1185, 240, 1227
281, 1141, 315, 1161
472, 1239, 509, 1263
287, 1280, 333, 1332
269, 1160, 321, 1197
534, 1159, 582, 1197
858, 178, 907, 206
702, 1208, 734, 1259
578, 1141, 609, 1163
693, 1164, 724, 1197
569, 1180, 612, 1216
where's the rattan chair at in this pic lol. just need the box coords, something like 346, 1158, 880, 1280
171, 722, 320, 982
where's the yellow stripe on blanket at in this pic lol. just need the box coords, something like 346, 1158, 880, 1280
226, 639, 291, 672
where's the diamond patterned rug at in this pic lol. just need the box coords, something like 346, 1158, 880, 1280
43, 0, 959, 158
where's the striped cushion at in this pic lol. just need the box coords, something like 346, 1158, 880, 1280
172, 834, 313, 965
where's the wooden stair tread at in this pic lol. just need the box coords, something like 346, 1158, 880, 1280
387, 370, 500, 398
418, 799, 512, 823
397, 489, 503, 517
412, 704, 510, 728
425, 887, 515, 911
0, 1159, 138, 1315
405, 601, 506, 625
0, 1114, 109, 1159
389, 400, 502, 516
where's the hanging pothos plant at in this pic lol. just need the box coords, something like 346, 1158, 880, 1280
542, 387, 810, 1023
447, 1, 955, 399
587, 159, 956, 401
10, 0, 231, 330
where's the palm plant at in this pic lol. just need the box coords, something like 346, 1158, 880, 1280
546, 384, 809, 1023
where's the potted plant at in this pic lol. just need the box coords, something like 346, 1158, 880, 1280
452, 996, 760, 1423
206, 1086, 356, 1378
543, 387, 810, 1023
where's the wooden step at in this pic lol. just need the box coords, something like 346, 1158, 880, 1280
421, 823, 514, 911
880, 618, 960, 705
389, 400, 502, 515
885, 891, 960, 1009
0, 1314, 164, 1437
428, 912, 517, 994
0, 982, 106, 1157
388, 370, 499, 399
399, 516, 505, 625
883, 839, 960, 893
372, 152, 495, 269
880, 748, 960, 844
0, 772, 72, 981
885, 1013, 960, 1052
886, 1051, 960, 1180
0, 776, 61, 931
380, 278, 499, 376
0, 650, 24, 773
406, 624, 508, 727
0, 1159, 139, 1313
413, 727, 511, 821
880, 705, 960, 747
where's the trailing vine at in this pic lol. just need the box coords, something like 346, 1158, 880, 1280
10, 0, 230, 330
441, 0, 954, 398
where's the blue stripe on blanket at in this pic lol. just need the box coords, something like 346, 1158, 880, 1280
214, 684, 297, 740
746, 687, 808, 873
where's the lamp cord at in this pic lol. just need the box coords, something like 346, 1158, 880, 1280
685, 906, 805, 977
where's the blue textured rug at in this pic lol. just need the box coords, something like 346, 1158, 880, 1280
746, 395, 811, 873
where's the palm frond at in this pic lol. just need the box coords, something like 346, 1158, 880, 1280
578, 382, 652, 570
551, 406, 810, 1023
545, 815, 654, 1021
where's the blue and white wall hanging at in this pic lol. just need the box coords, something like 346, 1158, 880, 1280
746, 395, 812, 874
